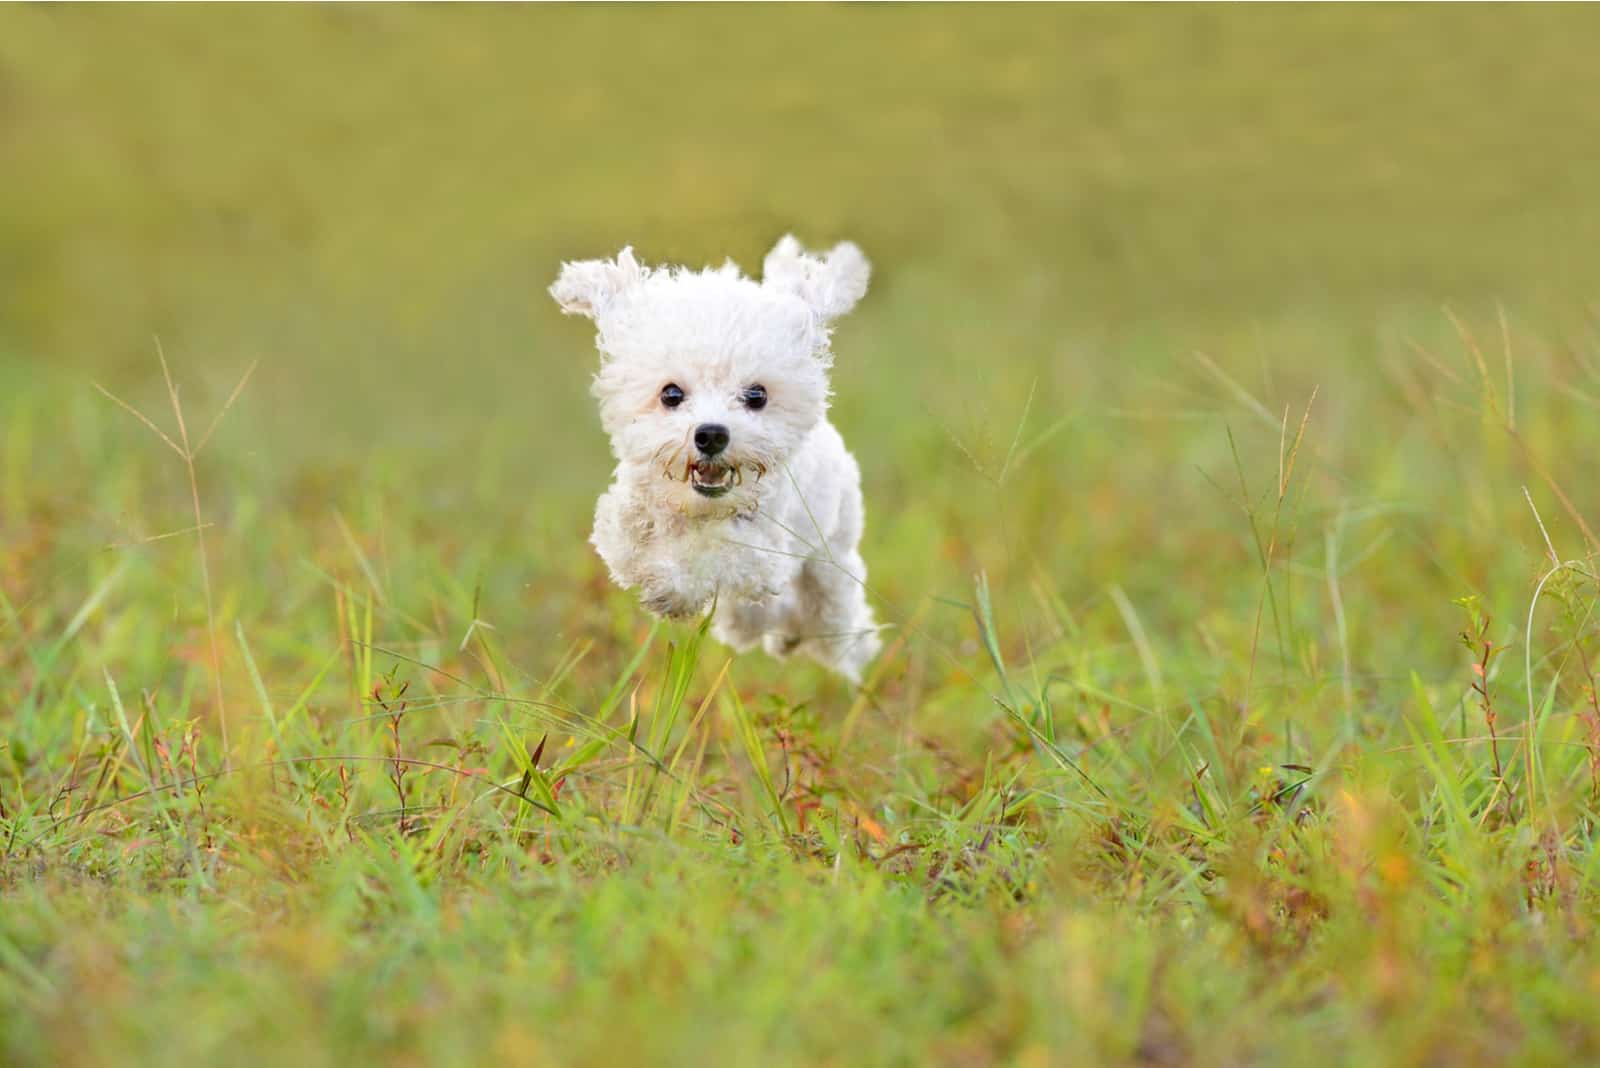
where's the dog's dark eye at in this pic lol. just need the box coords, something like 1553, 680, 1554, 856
742, 384, 767, 410
660, 383, 685, 408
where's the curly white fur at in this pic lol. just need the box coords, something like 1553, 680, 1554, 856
551, 235, 881, 681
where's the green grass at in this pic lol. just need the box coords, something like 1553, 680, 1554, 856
6, 6, 1600, 1064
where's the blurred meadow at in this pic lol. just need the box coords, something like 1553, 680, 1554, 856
5, 5, 1600, 1064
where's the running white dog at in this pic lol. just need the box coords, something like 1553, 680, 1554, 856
550, 235, 882, 681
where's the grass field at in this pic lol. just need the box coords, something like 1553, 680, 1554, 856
6, 6, 1600, 1064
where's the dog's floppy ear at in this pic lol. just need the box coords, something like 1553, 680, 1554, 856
761, 235, 870, 323
549, 247, 645, 320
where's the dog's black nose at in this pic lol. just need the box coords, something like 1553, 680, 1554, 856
694, 423, 730, 457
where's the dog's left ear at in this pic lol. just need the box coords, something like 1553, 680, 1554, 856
761, 235, 871, 323
550, 247, 645, 320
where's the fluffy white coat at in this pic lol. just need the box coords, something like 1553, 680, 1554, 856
550, 235, 881, 681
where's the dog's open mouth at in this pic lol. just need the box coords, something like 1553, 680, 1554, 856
690, 461, 734, 498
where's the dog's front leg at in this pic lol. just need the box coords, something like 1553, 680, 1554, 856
592, 484, 681, 606
593, 494, 708, 619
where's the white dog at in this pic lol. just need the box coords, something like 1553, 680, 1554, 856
550, 235, 882, 682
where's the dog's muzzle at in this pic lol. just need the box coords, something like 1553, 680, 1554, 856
690, 460, 735, 498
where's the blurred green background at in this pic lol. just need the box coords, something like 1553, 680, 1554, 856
6, 5, 1599, 389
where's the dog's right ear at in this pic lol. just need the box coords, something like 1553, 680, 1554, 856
762, 235, 870, 323
549, 247, 645, 320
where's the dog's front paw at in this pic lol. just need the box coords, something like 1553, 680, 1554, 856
762, 631, 803, 658
640, 587, 703, 621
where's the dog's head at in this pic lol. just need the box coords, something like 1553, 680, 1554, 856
551, 236, 870, 515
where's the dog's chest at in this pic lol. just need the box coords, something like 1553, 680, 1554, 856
652, 514, 783, 600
